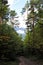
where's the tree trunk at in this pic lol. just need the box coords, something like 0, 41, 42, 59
0, 17, 2, 24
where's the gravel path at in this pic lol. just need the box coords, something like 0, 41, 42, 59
18, 56, 43, 65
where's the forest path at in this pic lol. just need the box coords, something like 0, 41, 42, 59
18, 56, 43, 65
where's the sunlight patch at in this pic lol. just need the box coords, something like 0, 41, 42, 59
17, 30, 25, 34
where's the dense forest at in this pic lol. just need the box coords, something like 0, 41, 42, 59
0, 0, 43, 65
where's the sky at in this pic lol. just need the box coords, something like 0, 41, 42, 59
8, 0, 30, 35
8, 0, 30, 14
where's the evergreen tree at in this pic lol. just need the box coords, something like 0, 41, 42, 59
24, 0, 43, 57
0, 0, 9, 24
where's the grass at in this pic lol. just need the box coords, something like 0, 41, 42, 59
0, 60, 19, 65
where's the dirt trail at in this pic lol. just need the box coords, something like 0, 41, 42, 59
18, 56, 43, 65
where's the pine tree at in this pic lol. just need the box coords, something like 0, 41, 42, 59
0, 0, 9, 24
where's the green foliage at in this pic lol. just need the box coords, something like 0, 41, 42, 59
30, 0, 39, 4
0, 23, 23, 60
23, 0, 43, 58
0, 61, 18, 65
35, 22, 43, 48
10, 10, 17, 17
0, 0, 9, 21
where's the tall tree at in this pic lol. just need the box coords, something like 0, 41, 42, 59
21, 0, 29, 14
24, 0, 43, 56
26, 0, 43, 47
10, 10, 17, 18
0, 23, 23, 60
10, 10, 17, 26
10, 10, 19, 28
0, 0, 9, 24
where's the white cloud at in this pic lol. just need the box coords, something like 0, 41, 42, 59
8, 0, 14, 9
8, 0, 20, 10
13, 0, 20, 5
17, 30, 25, 34
8, 0, 28, 34
8, 0, 14, 5
18, 14, 27, 28
18, 9, 31, 29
